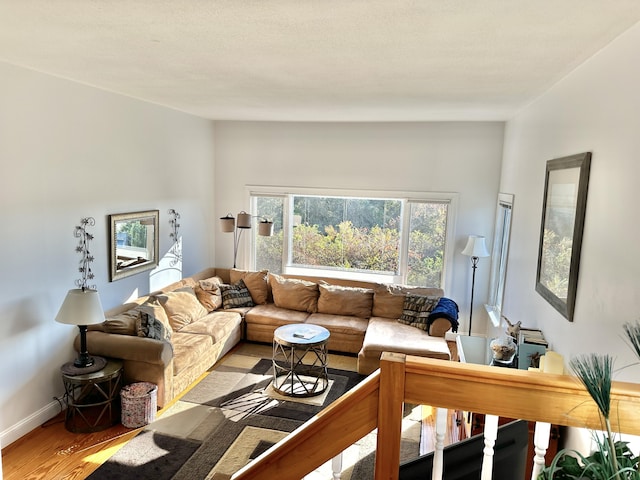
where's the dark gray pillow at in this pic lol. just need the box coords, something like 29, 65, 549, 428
219, 279, 255, 309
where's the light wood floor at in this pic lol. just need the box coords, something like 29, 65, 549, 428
1, 341, 455, 479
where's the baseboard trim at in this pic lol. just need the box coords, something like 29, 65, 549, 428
0, 400, 62, 447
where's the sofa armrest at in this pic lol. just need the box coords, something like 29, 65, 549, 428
75, 331, 174, 366
428, 317, 454, 337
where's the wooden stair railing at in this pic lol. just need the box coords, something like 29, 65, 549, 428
231, 352, 640, 480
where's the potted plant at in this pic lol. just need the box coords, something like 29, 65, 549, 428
539, 321, 640, 479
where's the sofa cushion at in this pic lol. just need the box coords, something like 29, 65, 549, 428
361, 317, 451, 359
219, 279, 255, 309
178, 310, 242, 343
244, 303, 310, 326
100, 298, 172, 337
230, 269, 269, 305
101, 308, 139, 335
170, 331, 214, 376
195, 276, 223, 312
317, 284, 374, 318
306, 313, 369, 336
372, 284, 444, 319
155, 286, 208, 331
269, 274, 319, 313
398, 293, 441, 331
135, 298, 173, 340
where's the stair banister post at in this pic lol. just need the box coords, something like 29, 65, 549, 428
375, 352, 406, 480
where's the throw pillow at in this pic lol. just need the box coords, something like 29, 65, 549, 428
269, 273, 319, 313
398, 293, 441, 331
317, 284, 374, 318
219, 279, 255, 309
155, 287, 208, 331
230, 269, 270, 305
195, 276, 223, 312
101, 307, 139, 335
372, 284, 444, 319
136, 298, 172, 341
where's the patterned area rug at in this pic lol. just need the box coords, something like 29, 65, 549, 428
88, 346, 422, 480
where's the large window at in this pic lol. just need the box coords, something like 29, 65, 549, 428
249, 188, 455, 288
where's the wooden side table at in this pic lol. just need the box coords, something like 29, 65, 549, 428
61, 359, 123, 433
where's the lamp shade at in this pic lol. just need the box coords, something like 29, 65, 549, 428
461, 235, 490, 258
220, 214, 235, 233
258, 220, 274, 237
236, 211, 252, 229
55, 289, 105, 326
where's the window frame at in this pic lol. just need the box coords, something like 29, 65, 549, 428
246, 185, 458, 290
485, 193, 514, 326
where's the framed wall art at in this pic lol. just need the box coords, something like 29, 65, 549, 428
535, 152, 591, 321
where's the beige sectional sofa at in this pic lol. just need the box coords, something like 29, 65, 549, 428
79, 267, 456, 408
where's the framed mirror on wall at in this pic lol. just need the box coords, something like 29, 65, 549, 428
109, 210, 159, 281
536, 152, 591, 321
485, 193, 514, 326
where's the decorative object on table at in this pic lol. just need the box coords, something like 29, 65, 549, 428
536, 152, 591, 322
502, 315, 521, 339
220, 211, 273, 268
489, 335, 517, 366
56, 217, 106, 373
109, 210, 159, 281
461, 234, 490, 336
518, 343, 546, 370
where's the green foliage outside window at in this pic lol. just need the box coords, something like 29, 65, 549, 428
254, 194, 448, 287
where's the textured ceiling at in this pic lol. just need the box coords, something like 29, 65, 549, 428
1, 1, 639, 121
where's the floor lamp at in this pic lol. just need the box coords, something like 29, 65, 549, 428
220, 211, 273, 268
461, 235, 490, 336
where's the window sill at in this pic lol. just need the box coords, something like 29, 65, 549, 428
484, 304, 502, 328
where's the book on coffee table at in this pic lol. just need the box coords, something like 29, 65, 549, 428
293, 328, 319, 340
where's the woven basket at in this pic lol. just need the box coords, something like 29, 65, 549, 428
120, 382, 157, 428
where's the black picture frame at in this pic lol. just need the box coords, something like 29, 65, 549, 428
535, 152, 591, 321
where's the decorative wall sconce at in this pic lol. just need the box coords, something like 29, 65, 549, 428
220, 211, 273, 268
461, 234, 490, 336
168, 209, 182, 267
168, 209, 181, 244
56, 217, 106, 372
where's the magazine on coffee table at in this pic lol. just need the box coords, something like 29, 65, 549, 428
293, 327, 320, 340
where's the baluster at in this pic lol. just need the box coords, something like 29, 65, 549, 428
480, 414, 499, 480
530, 421, 551, 479
432, 407, 448, 480
331, 452, 342, 479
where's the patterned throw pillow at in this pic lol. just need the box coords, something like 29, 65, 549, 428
136, 298, 172, 341
136, 311, 171, 341
398, 293, 441, 331
219, 279, 255, 309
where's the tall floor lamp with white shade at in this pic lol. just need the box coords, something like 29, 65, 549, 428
461, 235, 490, 336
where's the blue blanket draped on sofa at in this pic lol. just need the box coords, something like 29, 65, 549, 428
427, 297, 459, 333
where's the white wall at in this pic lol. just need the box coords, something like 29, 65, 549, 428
213, 120, 504, 330
0, 62, 216, 447
501, 22, 640, 379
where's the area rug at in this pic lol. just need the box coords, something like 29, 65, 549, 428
88, 348, 422, 480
